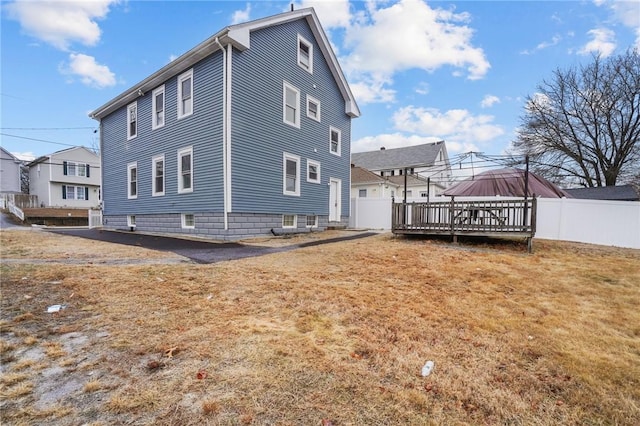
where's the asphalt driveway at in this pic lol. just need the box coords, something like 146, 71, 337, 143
49, 229, 377, 264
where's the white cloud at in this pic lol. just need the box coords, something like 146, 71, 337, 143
60, 53, 116, 88
11, 151, 36, 162
415, 82, 429, 95
392, 105, 504, 148
231, 3, 251, 24
480, 95, 500, 108
579, 28, 616, 57
295, 0, 351, 28
169, 54, 178, 63
349, 74, 396, 104
343, 0, 490, 81
6, 0, 118, 51
521, 34, 562, 55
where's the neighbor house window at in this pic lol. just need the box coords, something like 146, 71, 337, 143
127, 102, 137, 139
306, 215, 317, 228
283, 82, 300, 128
152, 85, 165, 129
420, 191, 428, 197
181, 213, 195, 229
177, 69, 193, 119
283, 152, 300, 196
329, 127, 341, 156
359, 189, 367, 198
297, 34, 313, 73
177, 146, 193, 193
62, 185, 88, 201
152, 154, 165, 196
63, 161, 90, 177
282, 214, 297, 228
307, 95, 320, 122
128, 215, 136, 227
307, 160, 320, 183
127, 162, 138, 199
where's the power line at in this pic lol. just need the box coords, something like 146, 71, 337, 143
0, 133, 93, 149
0, 127, 97, 131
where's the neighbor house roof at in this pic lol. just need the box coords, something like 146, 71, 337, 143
89, 7, 359, 120
387, 174, 445, 190
350, 166, 391, 185
564, 185, 640, 201
351, 141, 446, 171
26, 146, 98, 167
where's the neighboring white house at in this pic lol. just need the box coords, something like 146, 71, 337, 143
351, 141, 453, 188
1, 146, 22, 194
351, 165, 400, 199
27, 146, 101, 208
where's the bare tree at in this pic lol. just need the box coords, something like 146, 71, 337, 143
513, 50, 640, 187
20, 164, 29, 194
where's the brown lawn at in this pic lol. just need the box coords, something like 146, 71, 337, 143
1, 228, 639, 425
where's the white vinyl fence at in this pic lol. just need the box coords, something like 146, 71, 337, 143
350, 197, 640, 249
88, 209, 103, 228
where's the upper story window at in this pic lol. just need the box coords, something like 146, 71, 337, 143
177, 69, 193, 119
127, 162, 138, 199
297, 34, 313, 73
152, 154, 165, 196
283, 152, 300, 196
63, 161, 90, 177
127, 102, 137, 140
307, 159, 320, 184
283, 82, 300, 128
177, 146, 193, 193
152, 85, 165, 129
306, 95, 320, 122
330, 127, 341, 156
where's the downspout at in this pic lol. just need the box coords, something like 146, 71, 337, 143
225, 44, 232, 229
214, 38, 229, 230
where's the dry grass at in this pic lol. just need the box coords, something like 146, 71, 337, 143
0, 228, 639, 425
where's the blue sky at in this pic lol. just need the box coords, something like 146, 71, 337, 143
1, 0, 639, 163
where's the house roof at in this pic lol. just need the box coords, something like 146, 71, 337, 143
26, 146, 98, 167
387, 174, 445, 189
351, 141, 446, 171
1, 146, 20, 162
564, 184, 640, 201
89, 7, 359, 120
350, 166, 390, 185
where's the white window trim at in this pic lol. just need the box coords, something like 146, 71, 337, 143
283, 81, 300, 128
152, 85, 165, 130
177, 69, 193, 119
297, 34, 313, 74
127, 215, 136, 227
282, 214, 297, 229
306, 215, 318, 228
177, 146, 193, 194
181, 213, 195, 229
306, 159, 321, 184
306, 95, 321, 122
283, 152, 301, 197
152, 154, 165, 197
127, 102, 137, 140
329, 127, 341, 156
127, 162, 138, 199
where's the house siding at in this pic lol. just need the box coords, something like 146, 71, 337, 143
230, 19, 351, 218
0, 148, 21, 193
101, 53, 225, 216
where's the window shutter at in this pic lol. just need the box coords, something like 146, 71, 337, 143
62, 185, 67, 199
85, 187, 89, 200
63, 161, 68, 175
86, 164, 90, 177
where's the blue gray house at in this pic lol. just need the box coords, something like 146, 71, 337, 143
90, 8, 359, 240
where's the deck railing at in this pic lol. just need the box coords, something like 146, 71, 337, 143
392, 197, 537, 237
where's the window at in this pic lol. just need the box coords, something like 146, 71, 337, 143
152, 155, 165, 196
127, 162, 138, 199
329, 127, 341, 156
62, 185, 88, 200
283, 152, 300, 196
177, 69, 193, 119
127, 102, 137, 139
359, 189, 367, 198
128, 215, 136, 227
177, 147, 193, 193
307, 160, 320, 184
403, 190, 413, 197
306, 95, 320, 122
181, 213, 195, 229
283, 82, 300, 128
63, 161, 90, 177
152, 85, 165, 129
420, 191, 428, 197
297, 34, 313, 73
306, 215, 318, 228
282, 214, 297, 228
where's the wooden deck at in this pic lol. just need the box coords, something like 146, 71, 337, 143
392, 198, 537, 251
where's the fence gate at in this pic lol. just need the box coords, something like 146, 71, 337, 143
88, 209, 103, 228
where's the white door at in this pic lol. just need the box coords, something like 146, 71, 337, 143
329, 178, 341, 222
